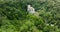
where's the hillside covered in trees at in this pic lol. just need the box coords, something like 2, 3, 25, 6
0, 0, 60, 32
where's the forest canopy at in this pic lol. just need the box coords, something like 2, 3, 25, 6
0, 0, 60, 32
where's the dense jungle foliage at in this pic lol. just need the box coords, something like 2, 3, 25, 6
0, 0, 60, 32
